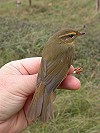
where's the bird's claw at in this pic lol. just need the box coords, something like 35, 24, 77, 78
73, 67, 83, 74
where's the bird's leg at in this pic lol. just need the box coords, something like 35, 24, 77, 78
73, 67, 83, 74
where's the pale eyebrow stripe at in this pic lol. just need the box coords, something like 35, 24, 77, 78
58, 32, 76, 38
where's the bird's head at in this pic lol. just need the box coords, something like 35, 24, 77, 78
56, 29, 85, 44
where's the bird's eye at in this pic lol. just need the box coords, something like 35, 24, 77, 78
68, 34, 74, 38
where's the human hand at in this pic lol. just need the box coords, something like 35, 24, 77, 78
0, 57, 80, 133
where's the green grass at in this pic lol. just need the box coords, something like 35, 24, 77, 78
0, 0, 100, 133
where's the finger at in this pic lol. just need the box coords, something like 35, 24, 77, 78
0, 57, 42, 75
67, 65, 75, 75
20, 57, 41, 74
59, 75, 81, 90
0, 75, 37, 96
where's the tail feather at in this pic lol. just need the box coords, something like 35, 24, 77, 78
47, 95, 54, 120
40, 91, 54, 122
27, 82, 44, 121
27, 82, 54, 122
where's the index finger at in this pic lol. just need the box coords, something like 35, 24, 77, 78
20, 57, 42, 74
0, 57, 42, 75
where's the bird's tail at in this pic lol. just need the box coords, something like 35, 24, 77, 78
27, 82, 54, 122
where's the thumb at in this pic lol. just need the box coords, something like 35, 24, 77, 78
15, 74, 37, 96
1, 74, 37, 97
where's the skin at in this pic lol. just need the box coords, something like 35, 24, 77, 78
0, 57, 80, 133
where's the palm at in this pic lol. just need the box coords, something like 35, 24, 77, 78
0, 57, 80, 133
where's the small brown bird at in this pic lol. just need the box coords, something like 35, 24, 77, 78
27, 29, 85, 122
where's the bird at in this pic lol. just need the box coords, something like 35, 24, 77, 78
27, 29, 85, 122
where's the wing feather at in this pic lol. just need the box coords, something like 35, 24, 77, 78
37, 46, 74, 94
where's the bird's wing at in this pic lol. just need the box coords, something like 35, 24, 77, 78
37, 47, 73, 94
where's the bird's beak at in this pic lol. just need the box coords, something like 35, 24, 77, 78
78, 32, 85, 36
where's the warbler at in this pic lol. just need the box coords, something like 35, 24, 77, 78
27, 29, 85, 122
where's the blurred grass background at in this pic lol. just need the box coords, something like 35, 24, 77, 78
0, 0, 100, 133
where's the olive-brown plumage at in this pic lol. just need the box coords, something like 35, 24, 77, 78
27, 29, 85, 122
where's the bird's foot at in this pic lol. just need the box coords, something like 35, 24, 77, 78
73, 67, 83, 74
